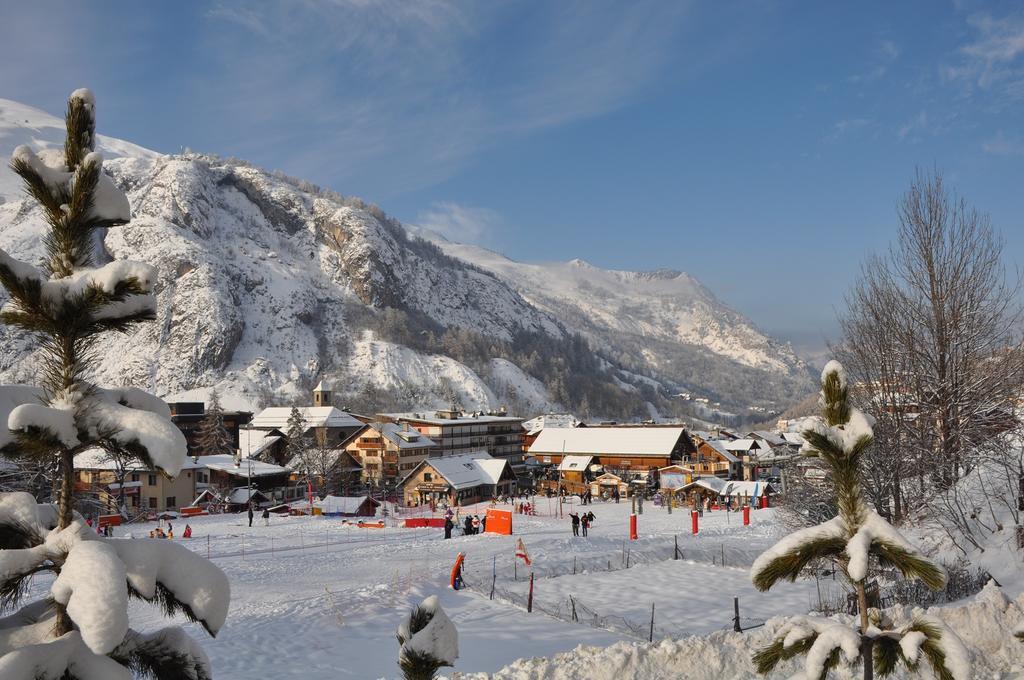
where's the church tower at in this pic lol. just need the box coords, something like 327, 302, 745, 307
313, 379, 333, 407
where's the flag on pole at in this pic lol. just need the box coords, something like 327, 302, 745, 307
515, 538, 532, 566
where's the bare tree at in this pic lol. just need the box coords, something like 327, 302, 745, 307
837, 170, 1024, 553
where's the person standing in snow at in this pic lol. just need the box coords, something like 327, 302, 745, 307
262, 508, 270, 526
480, 514, 487, 533
444, 517, 453, 539
463, 516, 473, 536
471, 515, 480, 534
569, 512, 580, 536
248, 504, 254, 528
581, 513, 590, 537
183, 524, 192, 539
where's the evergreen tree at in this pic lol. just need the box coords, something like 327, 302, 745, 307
196, 388, 233, 457
396, 595, 458, 680
285, 406, 309, 464
750, 361, 969, 680
0, 90, 229, 679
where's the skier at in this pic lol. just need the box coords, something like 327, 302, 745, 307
248, 504, 254, 528
444, 517, 453, 539
569, 512, 580, 537
262, 508, 270, 526
183, 524, 192, 539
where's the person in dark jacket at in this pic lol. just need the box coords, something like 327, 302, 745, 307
262, 508, 270, 526
581, 513, 590, 537
464, 515, 474, 536
248, 504, 254, 527
444, 517, 453, 539
569, 512, 580, 537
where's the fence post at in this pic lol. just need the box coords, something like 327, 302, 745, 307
206, 535, 210, 559
721, 544, 725, 567
626, 548, 631, 569
490, 555, 496, 600
573, 556, 577, 575
570, 595, 578, 622
527, 572, 534, 613
733, 597, 741, 632
674, 535, 679, 560
649, 602, 655, 642
271, 537, 274, 556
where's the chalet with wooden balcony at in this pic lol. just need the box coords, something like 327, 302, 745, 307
343, 422, 439, 485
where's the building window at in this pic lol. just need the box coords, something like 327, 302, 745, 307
166, 497, 176, 508
131, 473, 139, 482
130, 496, 138, 507
424, 472, 432, 481
148, 474, 157, 486
148, 498, 157, 509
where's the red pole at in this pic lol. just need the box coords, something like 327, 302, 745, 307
743, 505, 750, 526
691, 510, 699, 535
527, 572, 534, 613
629, 513, 638, 540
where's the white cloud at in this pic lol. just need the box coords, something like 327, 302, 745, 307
946, 12, 1024, 99
982, 131, 1024, 155
415, 202, 502, 245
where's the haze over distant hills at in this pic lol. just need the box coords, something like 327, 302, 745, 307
0, 97, 814, 423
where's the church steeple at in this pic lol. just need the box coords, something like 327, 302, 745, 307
313, 379, 333, 407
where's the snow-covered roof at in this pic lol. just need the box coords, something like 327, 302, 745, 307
380, 411, 522, 426
163, 386, 256, 413
225, 487, 270, 505
378, 422, 438, 449
522, 413, 580, 436
699, 439, 740, 463
530, 427, 686, 457
781, 432, 805, 446
238, 429, 282, 458
404, 452, 509, 490
250, 406, 362, 430
557, 455, 594, 472
720, 481, 775, 497
723, 439, 762, 452
680, 477, 726, 494
747, 431, 787, 447
196, 454, 290, 477
318, 495, 379, 514
74, 447, 204, 472
314, 380, 332, 392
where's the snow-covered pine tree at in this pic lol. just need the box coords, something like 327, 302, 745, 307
0, 90, 229, 679
284, 405, 308, 465
196, 388, 233, 457
750, 360, 969, 680
396, 595, 458, 680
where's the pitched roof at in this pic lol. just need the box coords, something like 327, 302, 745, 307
238, 429, 282, 458
699, 439, 740, 463
378, 422, 438, 449
530, 427, 686, 457
196, 454, 290, 477
557, 454, 594, 472
720, 481, 776, 497
747, 431, 787, 447
314, 380, 332, 392
402, 452, 509, 490
250, 406, 362, 430
318, 495, 379, 514
723, 439, 763, 452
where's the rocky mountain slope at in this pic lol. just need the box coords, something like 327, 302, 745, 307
0, 97, 812, 419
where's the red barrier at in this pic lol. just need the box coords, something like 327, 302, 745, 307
98, 514, 122, 528
743, 505, 750, 526
691, 510, 699, 535
404, 517, 446, 528
760, 495, 769, 509
485, 508, 512, 535
629, 513, 638, 540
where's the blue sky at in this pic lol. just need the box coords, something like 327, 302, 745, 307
2, 1, 1023, 354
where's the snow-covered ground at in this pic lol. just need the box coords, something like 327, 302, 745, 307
97, 501, 807, 678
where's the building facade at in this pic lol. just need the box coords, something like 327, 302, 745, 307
376, 409, 525, 465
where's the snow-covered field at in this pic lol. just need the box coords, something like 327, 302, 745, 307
32, 499, 1009, 678
97, 501, 809, 678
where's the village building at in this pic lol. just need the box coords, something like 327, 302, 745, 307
248, 382, 364, 452
317, 495, 380, 517
527, 426, 695, 493
342, 422, 439, 486
688, 439, 743, 479
397, 452, 517, 507
376, 409, 525, 466
74, 448, 203, 515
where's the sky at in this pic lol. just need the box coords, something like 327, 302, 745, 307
2, 0, 1023, 355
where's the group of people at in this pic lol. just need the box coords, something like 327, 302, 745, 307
568, 511, 596, 537
443, 512, 487, 539
148, 522, 192, 539
247, 505, 271, 527
515, 502, 535, 515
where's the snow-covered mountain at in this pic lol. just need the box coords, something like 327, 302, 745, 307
0, 97, 812, 419
413, 231, 814, 409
